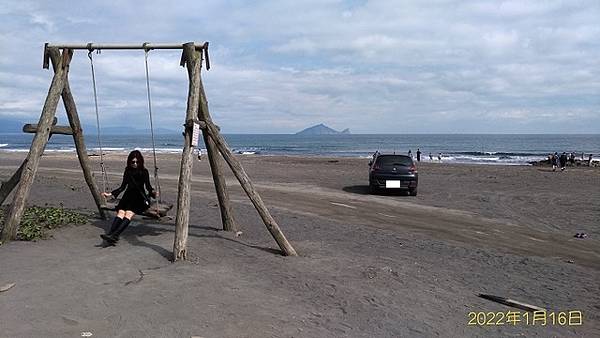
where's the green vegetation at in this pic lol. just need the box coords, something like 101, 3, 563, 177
0, 205, 88, 241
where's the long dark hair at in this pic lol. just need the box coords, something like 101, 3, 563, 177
126, 150, 145, 170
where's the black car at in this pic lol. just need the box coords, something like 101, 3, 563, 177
369, 153, 418, 195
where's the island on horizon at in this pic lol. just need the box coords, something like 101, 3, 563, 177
295, 123, 351, 135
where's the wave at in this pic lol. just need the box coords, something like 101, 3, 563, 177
89, 147, 126, 152
0, 143, 7, 147
86, 147, 184, 154
432, 153, 545, 165
134, 147, 183, 154
232, 147, 262, 155
453, 151, 543, 156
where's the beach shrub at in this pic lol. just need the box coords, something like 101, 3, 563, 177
0, 206, 88, 241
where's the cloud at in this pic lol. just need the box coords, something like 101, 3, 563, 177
0, 0, 599, 133
29, 13, 55, 31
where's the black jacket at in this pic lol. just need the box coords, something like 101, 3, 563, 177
111, 168, 156, 199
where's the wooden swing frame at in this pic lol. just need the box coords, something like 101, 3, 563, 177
0, 42, 297, 260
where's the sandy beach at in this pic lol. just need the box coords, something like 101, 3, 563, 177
1, 151, 599, 337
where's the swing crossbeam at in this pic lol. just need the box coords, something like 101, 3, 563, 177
44, 42, 210, 71
45, 42, 207, 50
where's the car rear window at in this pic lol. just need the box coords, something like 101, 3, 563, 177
375, 155, 413, 166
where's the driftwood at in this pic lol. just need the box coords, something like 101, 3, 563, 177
1, 48, 72, 242
0, 283, 16, 292
478, 294, 545, 312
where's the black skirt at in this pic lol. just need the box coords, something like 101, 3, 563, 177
115, 189, 150, 214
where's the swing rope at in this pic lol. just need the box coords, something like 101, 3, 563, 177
88, 49, 109, 195
143, 46, 162, 204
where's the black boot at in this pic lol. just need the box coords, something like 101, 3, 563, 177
100, 217, 123, 244
110, 218, 132, 243
108, 217, 124, 234
100, 233, 116, 245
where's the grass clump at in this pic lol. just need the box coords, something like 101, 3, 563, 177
0, 205, 88, 241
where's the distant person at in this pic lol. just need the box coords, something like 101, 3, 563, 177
438, 153, 442, 161
559, 152, 567, 171
408, 149, 412, 159
552, 152, 558, 171
589, 154, 593, 166
371, 150, 379, 164
416, 149, 421, 162
429, 152, 433, 161
569, 153, 575, 166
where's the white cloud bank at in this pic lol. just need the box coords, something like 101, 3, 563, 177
0, 0, 598, 133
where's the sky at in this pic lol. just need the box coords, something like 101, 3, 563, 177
0, 0, 599, 134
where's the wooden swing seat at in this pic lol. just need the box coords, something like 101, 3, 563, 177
101, 200, 173, 218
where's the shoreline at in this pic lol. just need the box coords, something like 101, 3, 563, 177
0, 149, 560, 166
3, 133, 598, 166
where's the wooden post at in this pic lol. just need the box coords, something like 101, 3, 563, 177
1, 48, 71, 242
197, 64, 238, 232
48, 47, 108, 220
173, 42, 201, 261
204, 122, 297, 256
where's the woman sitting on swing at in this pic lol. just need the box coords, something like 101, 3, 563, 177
100, 150, 158, 245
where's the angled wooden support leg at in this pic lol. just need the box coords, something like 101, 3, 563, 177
55, 53, 107, 219
197, 68, 237, 232
204, 122, 297, 256
204, 133, 238, 232
0, 160, 26, 205
173, 42, 201, 261
1, 48, 72, 242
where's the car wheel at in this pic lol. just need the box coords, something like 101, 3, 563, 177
369, 185, 378, 194
409, 188, 417, 196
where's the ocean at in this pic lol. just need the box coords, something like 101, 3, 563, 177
0, 133, 598, 166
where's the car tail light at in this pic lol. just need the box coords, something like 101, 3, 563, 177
371, 164, 381, 171
409, 164, 417, 173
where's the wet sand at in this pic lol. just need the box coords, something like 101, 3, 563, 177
1, 152, 599, 337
